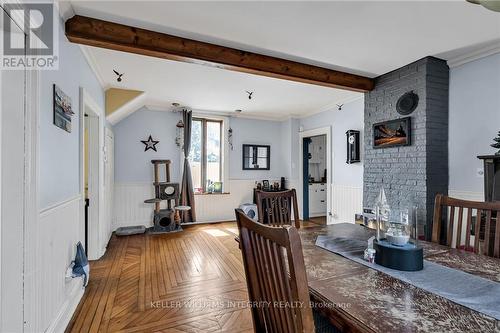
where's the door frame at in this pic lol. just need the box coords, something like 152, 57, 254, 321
22, 42, 41, 333
79, 88, 106, 260
0, 3, 40, 331
104, 127, 114, 237
298, 126, 332, 224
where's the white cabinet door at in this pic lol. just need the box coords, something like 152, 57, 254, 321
309, 183, 327, 216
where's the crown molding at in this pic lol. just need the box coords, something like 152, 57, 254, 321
57, 1, 107, 90
144, 104, 288, 122
447, 41, 500, 68
55, 0, 75, 22
144, 94, 364, 123
79, 46, 106, 89
293, 94, 364, 119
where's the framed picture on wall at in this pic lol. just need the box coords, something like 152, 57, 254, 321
373, 117, 411, 149
53, 84, 74, 133
242, 144, 270, 170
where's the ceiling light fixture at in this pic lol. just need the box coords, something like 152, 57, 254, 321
466, 0, 500, 12
113, 69, 124, 82
235, 109, 242, 113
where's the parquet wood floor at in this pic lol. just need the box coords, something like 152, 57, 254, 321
65, 222, 253, 333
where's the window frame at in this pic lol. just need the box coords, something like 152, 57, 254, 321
192, 117, 223, 193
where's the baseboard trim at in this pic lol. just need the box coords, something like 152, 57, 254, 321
112, 220, 151, 231
309, 213, 327, 218
44, 278, 84, 333
182, 219, 235, 226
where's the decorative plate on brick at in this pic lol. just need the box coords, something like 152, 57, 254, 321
396, 91, 419, 115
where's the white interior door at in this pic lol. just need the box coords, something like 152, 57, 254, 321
104, 127, 114, 239
86, 112, 100, 259
0, 9, 26, 332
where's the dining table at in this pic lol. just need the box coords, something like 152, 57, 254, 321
299, 223, 500, 332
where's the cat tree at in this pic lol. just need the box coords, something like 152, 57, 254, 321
144, 160, 185, 233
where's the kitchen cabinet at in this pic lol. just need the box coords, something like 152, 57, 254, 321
309, 183, 327, 217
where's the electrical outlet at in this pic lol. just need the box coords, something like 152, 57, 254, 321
476, 168, 484, 178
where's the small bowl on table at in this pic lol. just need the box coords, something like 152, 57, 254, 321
386, 234, 410, 246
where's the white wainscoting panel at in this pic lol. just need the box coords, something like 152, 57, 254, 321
114, 180, 260, 228
114, 181, 363, 227
195, 180, 256, 222
331, 185, 363, 224
36, 196, 85, 333
113, 182, 155, 229
448, 189, 484, 201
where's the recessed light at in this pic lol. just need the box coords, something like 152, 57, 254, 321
172, 102, 180, 107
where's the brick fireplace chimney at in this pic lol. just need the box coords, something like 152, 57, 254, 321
363, 57, 449, 240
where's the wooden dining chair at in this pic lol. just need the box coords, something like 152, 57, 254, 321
256, 189, 300, 228
235, 208, 315, 333
432, 194, 500, 258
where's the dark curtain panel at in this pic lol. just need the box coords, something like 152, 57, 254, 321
180, 110, 196, 222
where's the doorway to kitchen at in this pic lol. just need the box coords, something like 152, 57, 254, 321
299, 127, 332, 224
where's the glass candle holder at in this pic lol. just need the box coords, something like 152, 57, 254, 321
381, 208, 411, 246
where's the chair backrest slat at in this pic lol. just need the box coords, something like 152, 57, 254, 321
456, 206, 464, 248
495, 211, 500, 258
256, 189, 300, 228
465, 208, 473, 249
447, 206, 455, 247
474, 209, 482, 254
484, 210, 492, 255
432, 194, 500, 258
235, 209, 314, 333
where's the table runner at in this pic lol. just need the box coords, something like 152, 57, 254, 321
315, 235, 500, 320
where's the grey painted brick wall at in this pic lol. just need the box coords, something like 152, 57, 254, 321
363, 57, 449, 240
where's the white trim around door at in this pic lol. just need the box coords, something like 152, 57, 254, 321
299, 126, 332, 224
79, 88, 109, 260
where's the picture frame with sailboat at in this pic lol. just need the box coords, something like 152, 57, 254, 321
53, 84, 74, 133
373, 117, 411, 149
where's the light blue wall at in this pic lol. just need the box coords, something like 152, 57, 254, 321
280, 118, 300, 180
298, 97, 364, 187
113, 111, 287, 183
39, 18, 104, 209
114, 108, 182, 183
229, 117, 287, 180
449, 53, 500, 193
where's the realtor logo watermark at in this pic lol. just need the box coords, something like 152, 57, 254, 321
1, 2, 58, 69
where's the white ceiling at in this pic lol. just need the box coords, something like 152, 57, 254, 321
67, 0, 500, 120
85, 46, 359, 120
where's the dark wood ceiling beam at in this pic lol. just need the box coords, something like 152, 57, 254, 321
65, 15, 374, 92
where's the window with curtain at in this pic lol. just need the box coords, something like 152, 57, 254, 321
188, 118, 222, 194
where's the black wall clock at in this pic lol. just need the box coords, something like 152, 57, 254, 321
141, 135, 159, 152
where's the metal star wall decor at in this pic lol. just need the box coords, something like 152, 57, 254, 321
141, 135, 159, 152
